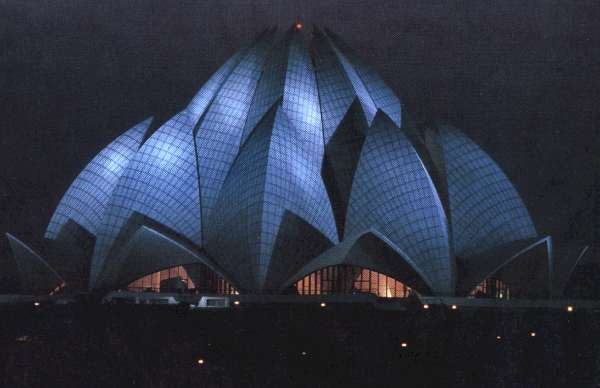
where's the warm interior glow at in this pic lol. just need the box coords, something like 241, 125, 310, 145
129, 265, 194, 291
295, 265, 412, 298
320, 302, 327, 308
567, 306, 574, 312
451, 304, 458, 310
423, 304, 430, 310
470, 278, 510, 299
127, 264, 237, 295
530, 332, 536, 337
197, 358, 204, 365
401, 342, 408, 348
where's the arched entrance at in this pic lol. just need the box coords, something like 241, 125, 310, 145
127, 263, 237, 294
294, 265, 413, 298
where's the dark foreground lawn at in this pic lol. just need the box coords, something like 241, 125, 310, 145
1, 302, 599, 388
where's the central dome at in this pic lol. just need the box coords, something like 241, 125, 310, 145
38, 25, 543, 296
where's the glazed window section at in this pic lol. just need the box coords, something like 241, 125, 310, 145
295, 265, 413, 298
469, 278, 510, 299
127, 264, 237, 295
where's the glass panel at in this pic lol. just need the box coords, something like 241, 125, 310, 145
127, 265, 237, 295
294, 265, 412, 298
469, 277, 510, 300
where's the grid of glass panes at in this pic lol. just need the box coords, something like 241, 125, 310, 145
127, 266, 193, 292
469, 278, 510, 299
179, 263, 238, 295
295, 265, 411, 298
127, 265, 237, 294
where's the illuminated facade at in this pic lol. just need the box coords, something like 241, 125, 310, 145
4, 24, 572, 299
469, 278, 510, 300
127, 264, 237, 295
295, 266, 413, 298
128, 266, 196, 292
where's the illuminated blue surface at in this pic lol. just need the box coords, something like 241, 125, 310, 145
345, 113, 452, 294
241, 32, 289, 146
438, 125, 537, 258
313, 28, 359, 144
45, 118, 151, 239
208, 106, 337, 291
195, 29, 277, 239
206, 31, 337, 291
325, 29, 402, 127
39, 27, 543, 295
326, 35, 377, 127
91, 111, 202, 288
186, 49, 247, 125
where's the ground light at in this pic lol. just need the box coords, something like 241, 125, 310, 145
451, 304, 458, 310
233, 300, 240, 306
33, 302, 40, 307
197, 358, 205, 365
401, 342, 408, 348
530, 332, 536, 338
567, 305, 574, 313
422, 304, 430, 310
496, 335, 502, 341
320, 302, 327, 308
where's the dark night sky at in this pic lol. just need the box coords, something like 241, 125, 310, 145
1, 0, 599, 258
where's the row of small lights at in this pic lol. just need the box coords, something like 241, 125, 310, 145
398, 302, 574, 347
232, 300, 328, 308
189, 300, 574, 367
29, 297, 574, 358
30, 300, 576, 313
27, 296, 575, 368
396, 330, 543, 350
420, 303, 456, 310
302, 301, 578, 313
421, 303, 575, 313
194, 327, 541, 367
